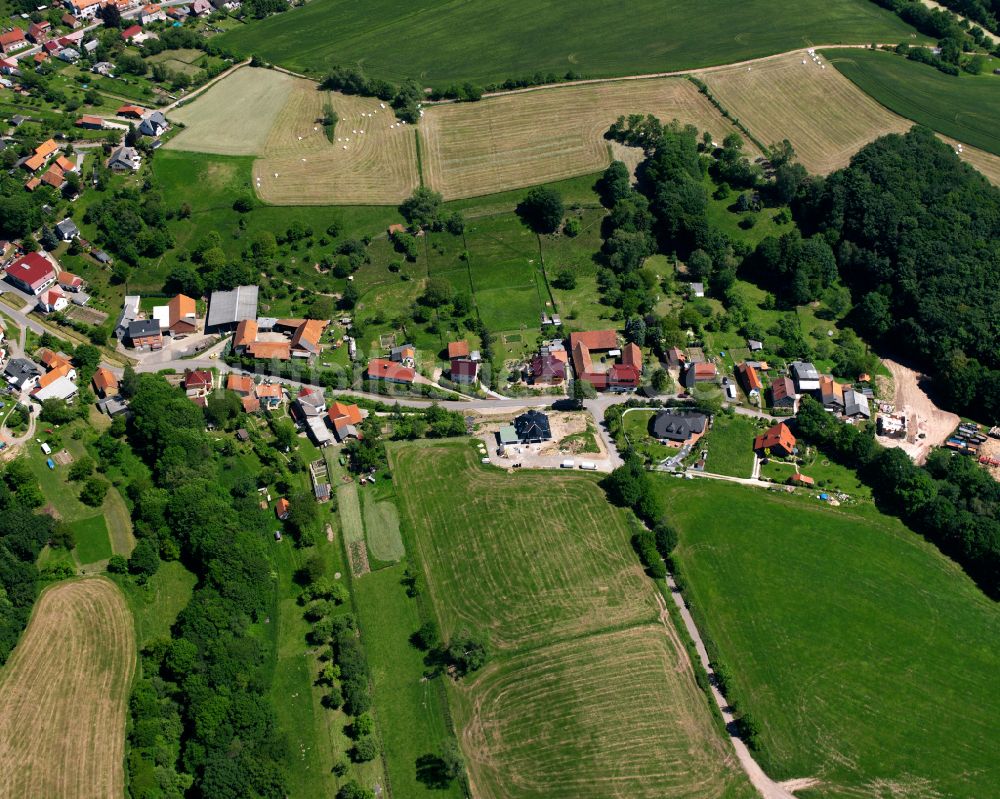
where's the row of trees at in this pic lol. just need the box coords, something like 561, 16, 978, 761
796, 397, 1000, 598
321, 66, 424, 123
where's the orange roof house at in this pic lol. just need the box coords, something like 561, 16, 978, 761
367, 358, 415, 384
622, 342, 642, 371
34, 139, 59, 159
116, 105, 145, 119
226, 373, 254, 396
249, 340, 291, 360
39, 166, 65, 189
255, 383, 282, 400
23, 153, 46, 172
24, 177, 40, 191
241, 395, 260, 414
76, 115, 104, 129
36, 363, 72, 390
39, 349, 71, 371
233, 318, 258, 350
167, 293, 197, 334
54, 156, 76, 173
753, 422, 797, 458
275, 498, 290, 520
328, 401, 364, 440
788, 473, 815, 486
447, 340, 470, 359
736, 362, 762, 394
92, 367, 118, 397
290, 319, 326, 356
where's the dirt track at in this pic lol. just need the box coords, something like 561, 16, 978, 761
880, 359, 958, 464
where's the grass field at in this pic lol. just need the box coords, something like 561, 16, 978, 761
699, 414, 762, 478
389, 441, 754, 798
361, 492, 405, 562
659, 479, 1000, 797
69, 515, 113, 565
216, 0, 918, 85
337, 483, 364, 545
167, 67, 297, 155
0, 578, 135, 799
826, 48, 1000, 157
117, 561, 197, 648
421, 78, 754, 199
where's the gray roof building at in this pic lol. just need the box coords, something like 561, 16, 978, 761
108, 145, 141, 172
206, 285, 259, 332
651, 410, 708, 443
55, 218, 79, 240
4, 358, 42, 389
114, 295, 141, 339
513, 410, 552, 443
789, 361, 820, 392
128, 319, 161, 339
843, 388, 871, 419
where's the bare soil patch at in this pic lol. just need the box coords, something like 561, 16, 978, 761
0, 578, 135, 799
878, 358, 959, 464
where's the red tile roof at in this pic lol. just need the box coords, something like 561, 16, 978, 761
622, 342, 642, 370
754, 422, 796, 455
569, 330, 617, 352
248, 340, 291, 360
275, 498, 290, 519
120, 25, 142, 40
7, 252, 55, 290
226, 374, 253, 394
92, 367, 118, 394
233, 318, 258, 348
737, 362, 762, 392
183, 369, 212, 389
367, 358, 414, 383
447, 340, 469, 359
328, 401, 363, 428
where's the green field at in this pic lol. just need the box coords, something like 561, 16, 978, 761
117, 561, 197, 648
218, 0, 917, 85
69, 516, 113, 565
826, 48, 1000, 156
361, 493, 405, 562
389, 441, 754, 799
659, 478, 1000, 798
699, 413, 762, 477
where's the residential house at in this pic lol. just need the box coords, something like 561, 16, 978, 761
819, 376, 845, 412
529, 353, 565, 384
513, 410, 552, 443
275, 498, 290, 520
747, 339, 764, 352
139, 3, 166, 23
622, 342, 643, 374
736, 362, 762, 398
327, 401, 364, 442
190, 0, 212, 13
37, 286, 68, 313
0, 57, 19, 75
290, 318, 326, 358
389, 343, 415, 366
753, 422, 797, 458
789, 361, 820, 394
127, 319, 163, 350
681, 361, 718, 390
843, 387, 871, 419
447, 340, 469, 359
114, 295, 141, 340
689, 282, 705, 298
108, 146, 141, 172
164, 294, 198, 335
92, 366, 118, 398
232, 318, 258, 354
5, 252, 56, 295
54, 156, 77, 174
206, 285, 258, 332
91, 61, 114, 76
76, 115, 104, 130
57, 47, 81, 63
61, 12, 81, 28
39, 165, 66, 189
651, 410, 708, 448
226, 373, 254, 396
138, 110, 168, 137
64, 0, 105, 19
0, 29, 28, 55
294, 386, 326, 418
367, 358, 415, 384
450, 358, 478, 385
116, 105, 145, 119
55, 218, 79, 241
769, 376, 796, 410
27, 21, 51, 43
182, 369, 213, 397
33, 373, 78, 401
58, 270, 84, 292
120, 24, 142, 41
570, 330, 641, 391
4, 358, 42, 390
255, 383, 283, 408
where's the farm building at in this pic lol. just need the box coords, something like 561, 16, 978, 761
747, 339, 764, 352
570, 330, 641, 391
226, 373, 254, 396
789, 361, 820, 394
232, 319, 258, 354
306, 416, 334, 446
788, 473, 815, 486
289, 318, 326, 358
770, 377, 796, 409
368, 358, 415, 384
33, 374, 77, 402
651, 410, 708, 447
5, 253, 56, 295
152, 294, 198, 336
513, 410, 552, 443
116, 104, 145, 120
206, 285, 259, 332
448, 340, 470, 359
128, 319, 162, 350
682, 361, 718, 390
753, 422, 797, 458
736, 362, 762, 397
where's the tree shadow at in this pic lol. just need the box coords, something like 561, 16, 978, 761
415, 754, 451, 789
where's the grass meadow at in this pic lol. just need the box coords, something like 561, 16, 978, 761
698, 414, 763, 478
388, 440, 754, 799
658, 478, 1000, 798
826, 48, 1000, 157
217, 0, 917, 85
68, 515, 113, 565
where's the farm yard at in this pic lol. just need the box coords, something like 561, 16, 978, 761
0, 579, 135, 799
826, 48, 1000, 158
659, 479, 1000, 798
389, 441, 754, 798
215, 0, 919, 85
420, 78, 755, 199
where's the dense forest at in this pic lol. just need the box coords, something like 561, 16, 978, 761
794, 126, 1000, 419
797, 397, 1000, 598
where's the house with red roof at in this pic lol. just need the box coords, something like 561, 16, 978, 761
682, 361, 718, 391
27, 21, 51, 43
37, 286, 68, 313
5, 252, 57, 295
368, 358, 415, 384
327, 401, 364, 441
449, 358, 478, 385
92, 367, 118, 398
0, 29, 28, 55
120, 24, 142, 41
183, 369, 213, 397
226, 373, 254, 396
116, 104, 145, 119
275, 498, 290, 520
753, 422, 797, 458
736, 362, 762, 397
569, 330, 641, 391
58, 270, 84, 292
447, 340, 469, 359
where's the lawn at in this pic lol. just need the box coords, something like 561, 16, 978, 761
826, 48, 1000, 157
388, 440, 755, 799
353, 564, 464, 799
360, 492, 405, 562
658, 478, 1000, 798
116, 561, 197, 649
699, 413, 763, 478
69, 515, 112, 565
217, 0, 917, 85
622, 408, 676, 464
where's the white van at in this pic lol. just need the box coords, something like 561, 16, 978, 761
40, 442, 51, 455
579, 461, 597, 471
561, 460, 575, 469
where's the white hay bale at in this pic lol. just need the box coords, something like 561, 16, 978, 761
343, 145, 347, 149
359, 129, 364, 134
380, 103, 385, 108
273, 173, 278, 178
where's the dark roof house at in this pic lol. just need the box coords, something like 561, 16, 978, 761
651, 410, 708, 445
513, 410, 552, 443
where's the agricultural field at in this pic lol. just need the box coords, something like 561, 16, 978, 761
166, 67, 297, 155
389, 441, 755, 798
826, 48, 1000, 157
255, 78, 420, 205
216, 0, 918, 85
0, 578, 135, 799
659, 479, 1000, 797
420, 78, 754, 199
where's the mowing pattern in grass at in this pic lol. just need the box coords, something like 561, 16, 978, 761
390, 441, 753, 799
421, 78, 754, 199
659, 479, 1000, 797
0, 578, 135, 799
166, 67, 296, 155
216, 0, 917, 85
70, 515, 112, 565
826, 48, 1000, 157
337, 483, 364, 545
361, 493, 405, 562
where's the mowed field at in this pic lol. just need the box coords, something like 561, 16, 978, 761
0, 578, 135, 799
826, 48, 1000, 157
389, 441, 754, 799
659, 479, 1000, 798
421, 78, 756, 199
215, 0, 918, 85
166, 67, 296, 155
698, 50, 1000, 181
